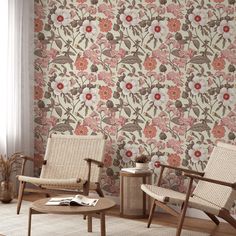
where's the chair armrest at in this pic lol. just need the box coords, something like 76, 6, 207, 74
84, 158, 104, 168
20, 155, 34, 162
184, 173, 236, 190
159, 164, 204, 176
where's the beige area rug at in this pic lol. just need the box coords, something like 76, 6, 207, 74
0, 200, 209, 236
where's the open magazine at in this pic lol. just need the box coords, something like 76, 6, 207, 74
46, 195, 99, 206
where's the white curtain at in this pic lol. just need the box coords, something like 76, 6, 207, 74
0, 0, 34, 159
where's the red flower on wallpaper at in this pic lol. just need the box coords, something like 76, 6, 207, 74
167, 86, 181, 100
34, 18, 43, 32
167, 153, 181, 167
74, 57, 88, 70
144, 125, 157, 139
143, 57, 157, 71
99, 86, 112, 100
74, 124, 88, 135
99, 18, 112, 32
212, 124, 225, 138
167, 18, 181, 32
34, 86, 44, 100
212, 57, 225, 70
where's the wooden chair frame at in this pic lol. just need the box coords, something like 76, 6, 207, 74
17, 156, 104, 214
146, 164, 236, 236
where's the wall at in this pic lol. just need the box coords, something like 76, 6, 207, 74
34, 0, 236, 198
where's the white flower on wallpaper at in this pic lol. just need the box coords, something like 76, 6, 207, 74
120, 77, 139, 95
189, 77, 207, 95
148, 155, 166, 174
120, 144, 139, 163
79, 87, 98, 107
51, 78, 70, 95
148, 88, 167, 107
217, 87, 236, 107
51, 9, 71, 28
188, 144, 208, 163
217, 20, 235, 39
120, 9, 140, 28
80, 20, 98, 39
188, 9, 208, 28
148, 20, 168, 39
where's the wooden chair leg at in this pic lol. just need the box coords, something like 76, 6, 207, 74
219, 210, 236, 229
17, 181, 26, 214
147, 199, 156, 228
204, 212, 220, 225
176, 178, 193, 236
96, 184, 104, 197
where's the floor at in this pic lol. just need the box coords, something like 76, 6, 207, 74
21, 193, 236, 236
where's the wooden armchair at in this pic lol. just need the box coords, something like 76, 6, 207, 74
141, 142, 236, 236
17, 134, 106, 214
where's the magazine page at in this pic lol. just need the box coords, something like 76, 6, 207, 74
70, 195, 99, 206
46, 197, 73, 206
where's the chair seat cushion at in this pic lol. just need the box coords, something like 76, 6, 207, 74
141, 184, 221, 215
17, 175, 86, 188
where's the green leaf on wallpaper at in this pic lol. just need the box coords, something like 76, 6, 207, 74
193, 40, 200, 49
55, 39, 62, 49
189, 55, 210, 64
124, 40, 131, 49
51, 123, 73, 133
102, 50, 112, 58
55, 107, 63, 117
51, 55, 73, 65
171, 49, 181, 58
102, 117, 113, 125
123, 107, 131, 117
190, 123, 210, 132
121, 123, 142, 132
34, 49, 46, 58
120, 55, 142, 65
193, 107, 200, 117
171, 117, 180, 125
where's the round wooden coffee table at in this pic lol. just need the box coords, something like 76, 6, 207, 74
28, 197, 116, 236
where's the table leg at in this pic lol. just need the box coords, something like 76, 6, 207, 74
100, 212, 106, 236
143, 176, 146, 217
28, 208, 32, 236
120, 175, 124, 216
87, 215, 92, 232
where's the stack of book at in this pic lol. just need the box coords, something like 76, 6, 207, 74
121, 167, 153, 174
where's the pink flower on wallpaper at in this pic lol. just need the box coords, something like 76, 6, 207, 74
152, 49, 168, 64
98, 3, 114, 19
167, 139, 184, 154
74, 57, 88, 70
172, 58, 187, 68
212, 57, 225, 70
167, 153, 181, 167
104, 58, 118, 68
143, 125, 157, 139
103, 153, 113, 168
34, 18, 43, 32
172, 125, 187, 136
120, 9, 140, 28
166, 3, 183, 18
80, 20, 98, 38
188, 144, 208, 163
152, 116, 169, 132
99, 86, 112, 100
148, 20, 168, 39
83, 116, 100, 132
146, 72, 165, 82
104, 126, 117, 136
84, 49, 100, 64
99, 18, 112, 32
188, 9, 208, 28
167, 86, 181, 100
48, 48, 58, 60
35, 72, 45, 86
35, 4, 46, 19
222, 112, 236, 132
144, 57, 157, 71
166, 72, 183, 86
212, 124, 225, 138
74, 124, 88, 135
77, 0, 87, 4
34, 86, 44, 100
98, 71, 114, 86
221, 49, 236, 64
167, 18, 181, 32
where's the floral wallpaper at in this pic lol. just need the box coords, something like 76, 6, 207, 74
34, 0, 236, 196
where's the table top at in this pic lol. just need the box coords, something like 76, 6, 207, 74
31, 197, 116, 215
